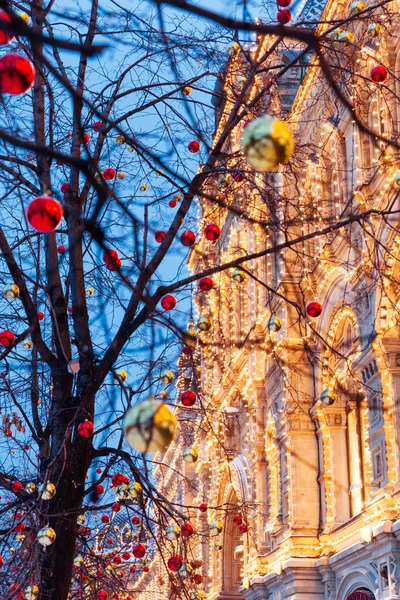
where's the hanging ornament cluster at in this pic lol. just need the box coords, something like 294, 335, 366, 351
241, 114, 294, 171
27, 196, 63, 233
123, 398, 177, 453
0, 53, 35, 95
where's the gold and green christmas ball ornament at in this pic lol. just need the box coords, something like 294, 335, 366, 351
37, 526, 57, 546
320, 388, 336, 406
267, 315, 282, 332
368, 22, 381, 38
230, 268, 246, 283
24, 586, 39, 600
127, 481, 142, 498
3, 283, 20, 299
241, 114, 294, 171
160, 369, 174, 384
166, 523, 181, 540
183, 447, 199, 463
197, 316, 212, 332
123, 397, 177, 453
209, 520, 223, 536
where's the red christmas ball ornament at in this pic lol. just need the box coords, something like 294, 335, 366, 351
181, 390, 196, 407
26, 196, 63, 233
0, 330, 15, 347
122, 552, 131, 560
188, 140, 200, 153
232, 171, 244, 183
132, 544, 146, 559
94, 484, 104, 495
93, 121, 102, 132
112, 502, 121, 513
60, 183, 69, 193
180, 230, 196, 247
15, 523, 25, 533
233, 514, 242, 525
111, 473, 129, 487
0, 53, 35, 95
204, 223, 221, 241
103, 249, 120, 271
106, 258, 121, 271
143, 565, 150, 573
113, 556, 122, 565
180, 522, 194, 537
199, 277, 214, 292
132, 516, 140, 525
82, 133, 91, 144
306, 301, 322, 318
130, 566, 136, 574
182, 346, 191, 356
37, 311, 44, 321
277, 0, 292, 5
96, 467, 102, 474
155, 231, 166, 243
57, 244, 66, 254
0, 11, 15, 45
160, 295, 177, 310
98, 591, 108, 600
103, 167, 116, 181
77, 420, 94, 438
371, 65, 388, 83
239, 523, 248, 533
167, 555, 183, 572
168, 199, 177, 208
101, 515, 110, 524
199, 503, 208, 512
277, 9, 291, 24
11, 481, 22, 493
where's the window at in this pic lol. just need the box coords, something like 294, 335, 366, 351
372, 446, 383, 482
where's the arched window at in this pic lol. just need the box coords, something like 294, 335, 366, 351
222, 489, 244, 598
346, 590, 375, 600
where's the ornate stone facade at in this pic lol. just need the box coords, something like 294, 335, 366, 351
136, 1, 400, 599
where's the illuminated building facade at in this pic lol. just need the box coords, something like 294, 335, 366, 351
137, 1, 400, 599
